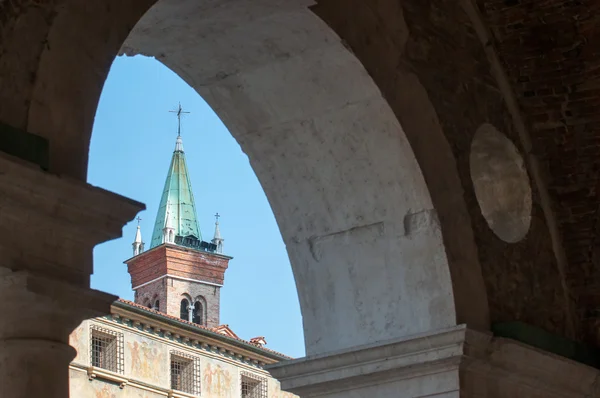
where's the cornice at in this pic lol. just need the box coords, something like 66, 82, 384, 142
0, 151, 143, 284
101, 304, 287, 370
267, 325, 600, 397
70, 363, 198, 398
0, 151, 143, 244
267, 325, 469, 396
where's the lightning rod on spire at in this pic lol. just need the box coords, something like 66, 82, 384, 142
169, 102, 190, 136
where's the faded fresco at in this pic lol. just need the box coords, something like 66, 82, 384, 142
70, 320, 298, 398
202, 359, 236, 397
69, 321, 88, 364
70, 369, 163, 398
126, 335, 168, 386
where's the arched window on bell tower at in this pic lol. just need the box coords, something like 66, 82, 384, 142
180, 298, 190, 321
192, 301, 203, 325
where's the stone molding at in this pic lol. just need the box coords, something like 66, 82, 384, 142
267, 325, 600, 397
71, 363, 196, 398
0, 151, 144, 284
99, 311, 273, 369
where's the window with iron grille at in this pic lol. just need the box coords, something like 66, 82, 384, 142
170, 351, 200, 395
90, 325, 124, 374
241, 371, 268, 398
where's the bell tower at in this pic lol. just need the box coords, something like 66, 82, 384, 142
125, 105, 232, 328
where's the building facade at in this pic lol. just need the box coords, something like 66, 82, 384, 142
68, 301, 295, 398
69, 122, 296, 398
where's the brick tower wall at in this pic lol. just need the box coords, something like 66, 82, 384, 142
126, 243, 230, 328
167, 278, 221, 328
133, 276, 221, 327
134, 278, 167, 311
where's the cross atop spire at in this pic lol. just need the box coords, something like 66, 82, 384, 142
169, 102, 190, 137
212, 213, 224, 253
136, 216, 142, 226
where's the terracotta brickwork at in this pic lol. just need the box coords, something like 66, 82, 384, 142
126, 244, 230, 288
134, 277, 221, 327
126, 243, 230, 328
134, 278, 168, 312
169, 278, 220, 327
475, 0, 600, 346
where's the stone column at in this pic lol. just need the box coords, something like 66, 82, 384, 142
0, 153, 144, 398
268, 325, 600, 398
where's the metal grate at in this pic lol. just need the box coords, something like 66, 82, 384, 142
241, 371, 268, 398
90, 325, 124, 374
170, 351, 200, 394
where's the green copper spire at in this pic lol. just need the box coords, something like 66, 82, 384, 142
150, 134, 202, 248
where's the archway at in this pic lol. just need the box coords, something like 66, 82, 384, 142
117, 0, 489, 355
15, 0, 488, 356
2, 1, 598, 397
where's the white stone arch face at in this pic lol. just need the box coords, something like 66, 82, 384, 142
180, 293, 192, 302
121, 0, 456, 356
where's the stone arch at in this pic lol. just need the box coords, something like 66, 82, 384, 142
180, 293, 192, 302
151, 294, 160, 311
180, 294, 192, 321
6, 0, 488, 356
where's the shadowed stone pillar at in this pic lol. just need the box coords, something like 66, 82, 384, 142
0, 152, 144, 398
268, 325, 600, 398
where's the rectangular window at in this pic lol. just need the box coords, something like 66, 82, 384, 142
170, 352, 200, 394
241, 371, 268, 398
90, 325, 124, 374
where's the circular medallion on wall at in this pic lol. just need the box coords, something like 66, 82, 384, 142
470, 123, 532, 243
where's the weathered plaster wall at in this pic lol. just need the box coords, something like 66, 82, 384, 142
69, 319, 293, 397
70, 370, 164, 398
69, 322, 89, 364
125, 333, 169, 386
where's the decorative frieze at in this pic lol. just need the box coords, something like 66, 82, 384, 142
95, 314, 268, 369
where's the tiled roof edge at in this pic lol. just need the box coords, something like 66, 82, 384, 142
113, 299, 293, 361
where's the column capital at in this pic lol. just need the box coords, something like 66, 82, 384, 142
267, 325, 600, 397
0, 152, 145, 285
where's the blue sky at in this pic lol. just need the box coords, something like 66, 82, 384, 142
88, 55, 305, 358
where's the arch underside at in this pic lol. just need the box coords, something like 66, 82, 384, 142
120, 0, 486, 355
0, 0, 500, 357
0, 0, 588, 365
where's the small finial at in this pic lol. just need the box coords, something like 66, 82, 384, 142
212, 213, 223, 253
133, 217, 144, 255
